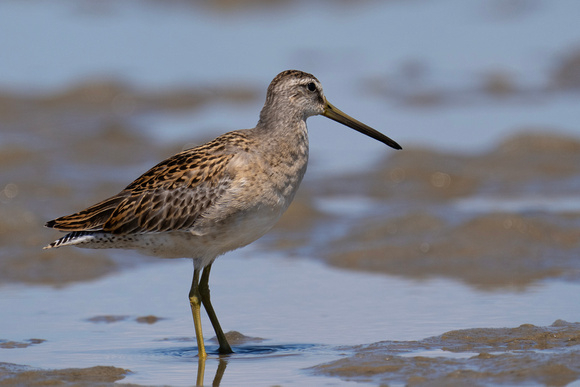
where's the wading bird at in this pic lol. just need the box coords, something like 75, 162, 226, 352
45, 70, 401, 359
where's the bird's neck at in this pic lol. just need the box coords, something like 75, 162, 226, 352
252, 106, 309, 204
254, 103, 309, 175
257, 100, 304, 127
256, 103, 308, 145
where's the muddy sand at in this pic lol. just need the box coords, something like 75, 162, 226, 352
311, 320, 580, 386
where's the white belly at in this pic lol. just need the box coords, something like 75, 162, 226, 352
127, 203, 283, 267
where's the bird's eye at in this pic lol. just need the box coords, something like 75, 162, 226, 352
306, 82, 316, 92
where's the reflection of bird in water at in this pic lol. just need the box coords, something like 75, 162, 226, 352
45, 70, 402, 359
197, 353, 228, 387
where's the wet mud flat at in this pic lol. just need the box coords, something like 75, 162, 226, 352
311, 320, 580, 386
0, 363, 129, 386
0, 79, 579, 384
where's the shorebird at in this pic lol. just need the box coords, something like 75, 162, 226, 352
44, 70, 401, 359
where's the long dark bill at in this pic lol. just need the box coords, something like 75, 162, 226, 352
323, 101, 402, 150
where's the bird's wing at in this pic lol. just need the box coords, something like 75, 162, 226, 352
46, 147, 236, 235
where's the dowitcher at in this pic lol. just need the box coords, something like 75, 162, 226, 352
44, 70, 401, 359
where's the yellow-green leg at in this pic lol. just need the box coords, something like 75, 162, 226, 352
189, 268, 207, 359
199, 263, 233, 354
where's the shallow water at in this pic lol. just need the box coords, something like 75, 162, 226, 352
1, 250, 579, 385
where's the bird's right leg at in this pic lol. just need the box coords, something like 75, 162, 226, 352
189, 266, 207, 359
199, 263, 233, 354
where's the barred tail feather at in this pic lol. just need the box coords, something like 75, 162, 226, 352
43, 231, 104, 249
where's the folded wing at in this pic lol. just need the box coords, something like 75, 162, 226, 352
46, 148, 235, 235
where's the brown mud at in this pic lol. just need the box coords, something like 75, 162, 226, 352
311, 320, 580, 386
0, 339, 45, 350
0, 362, 130, 386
